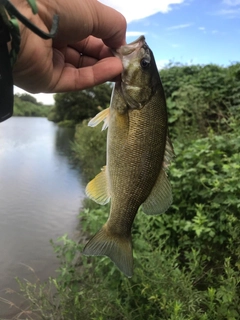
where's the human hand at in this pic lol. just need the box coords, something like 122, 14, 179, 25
11, 0, 126, 93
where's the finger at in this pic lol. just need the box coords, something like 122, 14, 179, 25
91, 1, 127, 48
51, 55, 123, 92
61, 46, 99, 68
50, 0, 126, 49
68, 36, 114, 60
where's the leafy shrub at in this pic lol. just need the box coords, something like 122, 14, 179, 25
161, 63, 240, 139
71, 120, 107, 181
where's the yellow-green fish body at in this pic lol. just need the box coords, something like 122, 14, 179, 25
83, 36, 174, 277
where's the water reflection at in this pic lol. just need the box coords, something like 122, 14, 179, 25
55, 126, 75, 155
0, 117, 84, 318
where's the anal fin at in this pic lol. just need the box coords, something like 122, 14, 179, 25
163, 135, 175, 170
142, 134, 174, 215
142, 169, 172, 215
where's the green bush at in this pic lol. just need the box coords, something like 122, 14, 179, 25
161, 63, 240, 139
71, 120, 107, 181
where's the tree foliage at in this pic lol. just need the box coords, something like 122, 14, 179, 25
13, 94, 51, 117
48, 83, 112, 124
16, 93, 41, 105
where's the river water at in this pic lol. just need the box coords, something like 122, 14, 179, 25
0, 117, 85, 318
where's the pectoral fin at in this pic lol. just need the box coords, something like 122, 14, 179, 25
88, 108, 110, 130
86, 166, 110, 205
142, 169, 172, 215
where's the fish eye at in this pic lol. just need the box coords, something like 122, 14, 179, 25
140, 58, 150, 69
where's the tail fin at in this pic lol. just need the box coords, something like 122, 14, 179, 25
83, 225, 133, 278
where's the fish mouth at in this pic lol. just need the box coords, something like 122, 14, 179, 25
112, 35, 147, 58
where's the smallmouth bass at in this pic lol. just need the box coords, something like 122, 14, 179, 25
83, 36, 174, 277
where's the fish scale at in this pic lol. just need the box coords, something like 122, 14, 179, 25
83, 36, 174, 277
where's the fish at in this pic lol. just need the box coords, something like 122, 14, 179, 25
83, 35, 174, 277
